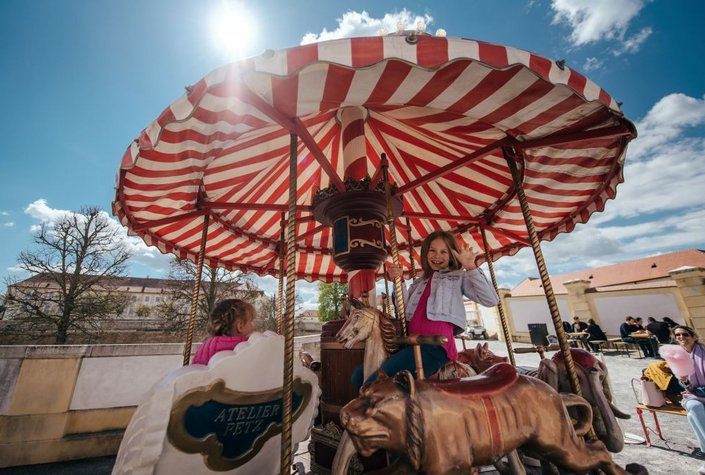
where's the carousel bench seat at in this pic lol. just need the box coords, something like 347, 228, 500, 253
112, 332, 320, 475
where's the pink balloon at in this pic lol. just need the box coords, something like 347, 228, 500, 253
660, 344, 695, 378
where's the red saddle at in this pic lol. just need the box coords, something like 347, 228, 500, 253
552, 348, 597, 369
429, 363, 518, 397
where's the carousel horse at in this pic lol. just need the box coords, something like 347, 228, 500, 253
335, 299, 476, 381
333, 301, 523, 474
340, 367, 627, 475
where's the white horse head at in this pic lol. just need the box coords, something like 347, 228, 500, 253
336, 301, 377, 349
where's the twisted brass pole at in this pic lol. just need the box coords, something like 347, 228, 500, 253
480, 226, 516, 367
503, 145, 582, 397
406, 217, 416, 279
280, 134, 298, 475
381, 154, 407, 335
383, 264, 393, 316
277, 213, 286, 334
182, 213, 209, 366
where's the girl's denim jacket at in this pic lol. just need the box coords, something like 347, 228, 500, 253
403, 268, 499, 335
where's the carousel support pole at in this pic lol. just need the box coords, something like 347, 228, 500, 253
277, 213, 286, 334
406, 217, 416, 279
383, 264, 393, 316
338, 106, 377, 306
480, 226, 516, 367
381, 154, 407, 336
503, 145, 581, 397
182, 214, 209, 366
280, 134, 298, 475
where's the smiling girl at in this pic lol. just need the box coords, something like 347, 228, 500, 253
352, 230, 499, 390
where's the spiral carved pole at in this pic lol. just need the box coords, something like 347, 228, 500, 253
277, 213, 286, 334
381, 155, 407, 336
480, 226, 516, 367
182, 213, 209, 366
280, 134, 298, 475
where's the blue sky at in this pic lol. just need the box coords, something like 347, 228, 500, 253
1, 0, 704, 309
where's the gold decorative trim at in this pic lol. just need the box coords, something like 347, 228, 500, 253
167, 378, 312, 471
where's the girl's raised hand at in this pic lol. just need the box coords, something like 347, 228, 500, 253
452, 246, 478, 270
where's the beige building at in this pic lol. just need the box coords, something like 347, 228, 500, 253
495, 249, 705, 342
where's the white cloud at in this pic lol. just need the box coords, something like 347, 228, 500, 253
495, 92, 705, 286
3, 222, 15, 227
300, 9, 433, 44
583, 57, 603, 71
550, 0, 647, 49
0, 211, 9, 216
24, 198, 71, 223
613, 26, 652, 56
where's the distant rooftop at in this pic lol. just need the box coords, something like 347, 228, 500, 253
510, 248, 705, 297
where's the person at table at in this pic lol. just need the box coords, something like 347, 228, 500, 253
674, 325, 705, 469
562, 320, 572, 334
663, 316, 679, 330
585, 318, 607, 353
646, 317, 672, 344
571, 316, 588, 332
620, 315, 655, 357
634, 316, 646, 331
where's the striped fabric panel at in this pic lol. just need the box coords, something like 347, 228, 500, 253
113, 35, 633, 282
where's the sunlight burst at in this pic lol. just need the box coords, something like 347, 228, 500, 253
209, 1, 257, 60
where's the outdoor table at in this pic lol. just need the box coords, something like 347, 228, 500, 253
631, 331, 659, 357
567, 332, 590, 350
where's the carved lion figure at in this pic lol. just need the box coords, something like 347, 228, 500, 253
340, 363, 625, 475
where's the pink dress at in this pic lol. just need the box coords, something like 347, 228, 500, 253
408, 279, 458, 361
191, 335, 249, 365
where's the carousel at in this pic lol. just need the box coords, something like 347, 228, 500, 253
111, 28, 636, 474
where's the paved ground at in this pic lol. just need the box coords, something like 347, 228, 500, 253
2, 339, 702, 475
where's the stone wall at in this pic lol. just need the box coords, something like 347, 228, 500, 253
0, 333, 321, 468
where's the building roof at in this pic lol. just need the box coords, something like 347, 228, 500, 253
510, 249, 705, 297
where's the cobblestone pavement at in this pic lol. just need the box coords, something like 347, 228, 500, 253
2, 339, 702, 475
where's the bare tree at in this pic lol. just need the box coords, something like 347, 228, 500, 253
153, 258, 262, 335
254, 293, 279, 332
5, 207, 131, 344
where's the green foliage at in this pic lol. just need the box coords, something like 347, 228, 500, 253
317, 282, 348, 322
134, 304, 152, 318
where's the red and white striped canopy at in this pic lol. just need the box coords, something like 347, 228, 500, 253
113, 34, 635, 282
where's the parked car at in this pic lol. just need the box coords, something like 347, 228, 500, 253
465, 323, 488, 340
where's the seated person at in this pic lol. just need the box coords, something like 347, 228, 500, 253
647, 317, 673, 344
634, 317, 646, 331
620, 316, 655, 358
568, 316, 589, 349
562, 320, 572, 334
585, 318, 607, 353
192, 299, 256, 365
572, 316, 588, 333
674, 325, 705, 468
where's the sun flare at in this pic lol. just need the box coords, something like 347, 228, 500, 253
209, 1, 257, 60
